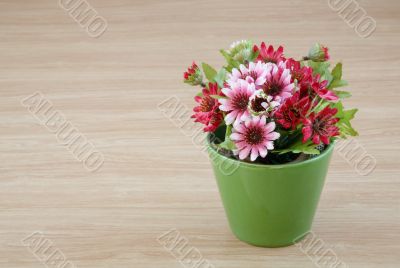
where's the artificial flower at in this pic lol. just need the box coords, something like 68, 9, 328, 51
227, 61, 267, 88
231, 116, 280, 161
191, 83, 223, 132
184, 41, 357, 162
254, 42, 285, 64
275, 92, 311, 130
260, 63, 295, 103
248, 90, 280, 116
285, 58, 313, 84
219, 80, 255, 125
227, 40, 254, 64
312, 77, 338, 101
311, 75, 339, 101
184, 62, 203, 86
307, 43, 330, 62
302, 106, 340, 145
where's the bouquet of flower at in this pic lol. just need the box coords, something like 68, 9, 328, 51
183, 41, 358, 163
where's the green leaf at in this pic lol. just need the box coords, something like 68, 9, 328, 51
335, 102, 357, 120
219, 137, 236, 151
308, 61, 330, 76
214, 68, 227, 88
334, 102, 358, 137
249, 49, 259, 62
328, 62, 349, 89
308, 61, 333, 84
329, 79, 348, 89
219, 49, 239, 72
220, 49, 231, 63
218, 125, 236, 150
313, 100, 331, 113
331, 62, 342, 81
322, 72, 333, 84
334, 90, 351, 98
201, 63, 217, 82
210, 94, 226, 100
274, 140, 320, 155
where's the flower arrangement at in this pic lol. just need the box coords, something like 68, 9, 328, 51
183, 41, 358, 164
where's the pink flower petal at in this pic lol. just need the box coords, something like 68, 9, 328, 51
260, 116, 266, 125
233, 122, 246, 133
250, 147, 259, 161
230, 133, 243, 141
222, 88, 232, 97
265, 132, 280, 140
258, 146, 268, 158
239, 147, 251, 160
225, 110, 238, 125
236, 141, 248, 149
265, 141, 274, 150
265, 122, 276, 133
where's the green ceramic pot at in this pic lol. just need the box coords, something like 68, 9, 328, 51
207, 128, 334, 247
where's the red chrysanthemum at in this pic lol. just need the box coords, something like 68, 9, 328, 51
275, 92, 311, 130
285, 58, 313, 84
311, 75, 338, 101
299, 74, 338, 101
191, 83, 223, 132
254, 42, 285, 64
302, 106, 340, 145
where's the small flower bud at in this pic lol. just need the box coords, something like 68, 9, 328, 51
228, 40, 254, 64
307, 43, 330, 62
183, 62, 203, 86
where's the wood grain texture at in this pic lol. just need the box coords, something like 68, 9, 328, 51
0, 0, 399, 267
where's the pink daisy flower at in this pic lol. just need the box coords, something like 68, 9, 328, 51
227, 61, 267, 88
231, 116, 280, 161
219, 80, 255, 125
261, 63, 295, 103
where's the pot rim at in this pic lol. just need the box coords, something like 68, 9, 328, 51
207, 132, 335, 169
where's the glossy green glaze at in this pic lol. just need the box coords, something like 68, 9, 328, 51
207, 131, 334, 247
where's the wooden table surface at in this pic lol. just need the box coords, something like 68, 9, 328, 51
1, 0, 399, 267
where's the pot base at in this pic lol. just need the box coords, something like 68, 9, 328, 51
232, 229, 310, 248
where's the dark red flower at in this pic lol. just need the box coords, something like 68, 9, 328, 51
275, 92, 311, 130
311, 75, 338, 101
302, 106, 340, 145
253, 42, 285, 64
285, 58, 313, 84
299, 74, 338, 101
191, 83, 223, 132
